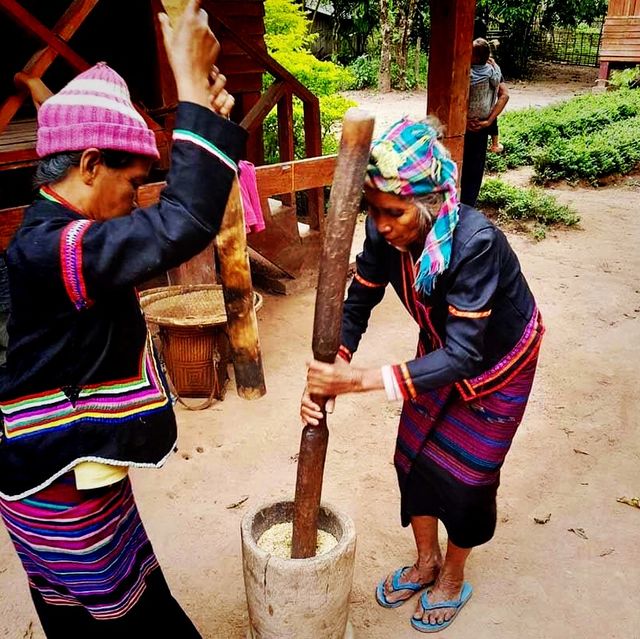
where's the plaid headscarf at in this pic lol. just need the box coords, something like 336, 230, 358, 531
367, 117, 460, 295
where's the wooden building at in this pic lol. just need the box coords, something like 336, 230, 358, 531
0, 0, 477, 284
598, 0, 640, 81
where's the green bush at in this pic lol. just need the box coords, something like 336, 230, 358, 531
262, 0, 355, 165
346, 47, 428, 90
269, 51, 353, 97
263, 94, 357, 164
347, 54, 379, 90
533, 115, 640, 184
477, 178, 580, 237
486, 89, 640, 173
609, 66, 640, 90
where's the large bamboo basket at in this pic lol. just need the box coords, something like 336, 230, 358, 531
140, 285, 263, 399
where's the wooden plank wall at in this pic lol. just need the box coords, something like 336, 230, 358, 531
601, 0, 640, 62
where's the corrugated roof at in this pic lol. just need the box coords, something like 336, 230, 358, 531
304, 1, 334, 17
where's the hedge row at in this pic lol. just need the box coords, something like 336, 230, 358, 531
533, 115, 640, 184
486, 89, 640, 173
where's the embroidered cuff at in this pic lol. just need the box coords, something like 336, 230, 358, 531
390, 362, 417, 400
337, 345, 353, 363
172, 129, 237, 172
381, 365, 403, 401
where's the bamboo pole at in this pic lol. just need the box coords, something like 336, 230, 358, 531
291, 108, 375, 559
215, 177, 266, 400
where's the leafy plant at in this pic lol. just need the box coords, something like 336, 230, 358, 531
486, 89, 640, 173
533, 115, 640, 184
262, 0, 355, 164
477, 178, 580, 238
609, 66, 640, 90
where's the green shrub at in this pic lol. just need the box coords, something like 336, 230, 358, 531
346, 47, 428, 90
269, 51, 353, 97
477, 178, 580, 237
533, 115, 640, 183
262, 0, 355, 165
609, 66, 640, 90
347, 54, 379, 90
486, 89, 640, 173
263, 94, 357, 164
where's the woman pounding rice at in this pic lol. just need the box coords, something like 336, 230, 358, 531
301, 117, 544, 633
0, 1, 243, 636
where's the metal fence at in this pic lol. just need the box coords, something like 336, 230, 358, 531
487, 25, 603, 68
531, 28, 603, 67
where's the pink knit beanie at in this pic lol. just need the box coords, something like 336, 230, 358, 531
36, 62, 159, 159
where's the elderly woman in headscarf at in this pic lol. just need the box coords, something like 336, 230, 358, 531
301, 117, 544, 633
0, 2, 241, 637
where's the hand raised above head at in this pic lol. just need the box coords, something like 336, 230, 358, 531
208, 67, 235, 118
158, 0, 221, 110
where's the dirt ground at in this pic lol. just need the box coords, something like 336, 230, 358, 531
2, 73, 640, 639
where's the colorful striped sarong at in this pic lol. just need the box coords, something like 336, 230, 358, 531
0, 473, 158, 620
396, 346, 540, 489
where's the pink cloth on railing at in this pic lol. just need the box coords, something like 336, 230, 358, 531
238, 160, 266, 234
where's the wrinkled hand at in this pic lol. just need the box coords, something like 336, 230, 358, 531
307, 357, 363, 398
158, 0, 221, 109
300, 386, 335, 426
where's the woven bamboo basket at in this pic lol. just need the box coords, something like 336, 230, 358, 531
140, 285, 263, 399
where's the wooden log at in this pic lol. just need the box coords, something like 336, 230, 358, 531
291, 108, 375, 559
215, 177, 266, 400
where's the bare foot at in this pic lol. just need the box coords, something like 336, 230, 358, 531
383, 560, 441, 605
413, 575, 463, 626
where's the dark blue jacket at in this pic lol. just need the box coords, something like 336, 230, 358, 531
341, 205, 543, 401
0, 103, 246, 499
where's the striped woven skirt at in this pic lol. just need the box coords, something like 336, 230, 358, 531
0, 473, 157, 618
0, 474, 200, 637
396, 351, 540, 546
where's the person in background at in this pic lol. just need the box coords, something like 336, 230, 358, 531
460, 38, 509, 206
0, 1, 242, 636
301, 117, 543, 633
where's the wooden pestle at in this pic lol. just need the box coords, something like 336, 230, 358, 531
291, 108, 375, 559
215, 177, 266, 399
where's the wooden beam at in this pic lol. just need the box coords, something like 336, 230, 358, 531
0, 0, 99, 134
426, 0, 476, 172
0, 155, 339, 251
0, 0, 92, 73
240, 80, 286, 132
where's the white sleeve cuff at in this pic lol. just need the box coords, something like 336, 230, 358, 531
381, 365, 403, 401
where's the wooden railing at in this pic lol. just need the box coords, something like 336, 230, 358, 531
204, 0, 325, 232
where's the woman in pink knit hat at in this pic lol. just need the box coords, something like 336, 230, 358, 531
0, 2, 240, 636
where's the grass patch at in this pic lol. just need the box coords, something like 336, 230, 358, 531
533, 115, 640, 185
477, 178, 580, 240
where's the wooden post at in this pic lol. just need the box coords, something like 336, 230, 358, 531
291, 109, 374, 559
426, 0, 476, 172
415, 36, 421, 88
215, 178, 266, 400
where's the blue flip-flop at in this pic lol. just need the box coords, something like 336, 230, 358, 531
410, 582, 473, 633
375, 566, 434, 609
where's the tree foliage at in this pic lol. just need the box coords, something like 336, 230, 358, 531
477, 0, 608, 76
262, 0, 355, 163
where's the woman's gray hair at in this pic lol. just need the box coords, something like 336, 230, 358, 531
33, 152, 83, 188
414, 192, 445, 236
33, 149, 138, 188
